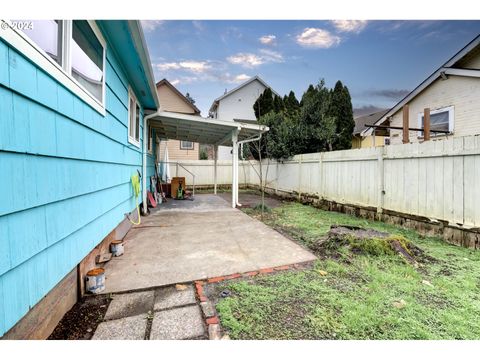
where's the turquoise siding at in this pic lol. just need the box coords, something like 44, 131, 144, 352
0, 33, 155, 336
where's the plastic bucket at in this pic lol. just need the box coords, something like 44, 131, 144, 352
86, 268, 105, 294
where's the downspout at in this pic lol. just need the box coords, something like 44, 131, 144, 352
236, 133, 263, 207
142, 111, 160, 215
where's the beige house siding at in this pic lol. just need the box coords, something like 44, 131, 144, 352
389, 75, 480, 144
157, 84, 197, 114
158, 139, 199, 161
156, 81, 200, 160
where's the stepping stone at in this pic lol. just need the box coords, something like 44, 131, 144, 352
150, 305, 205, 340
154, 285, 196, 311
92, 314, 147, 340
104, 291, 154, 321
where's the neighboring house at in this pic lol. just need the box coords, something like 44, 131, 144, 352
0, 20, 159, 338
364, 34, 480, 144
209, 75, 278, 160
352, 110, 389, 148
156, 79, 201, 161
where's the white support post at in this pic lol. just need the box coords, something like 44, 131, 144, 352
213, 145, 218, 195
231, 129, 239, 208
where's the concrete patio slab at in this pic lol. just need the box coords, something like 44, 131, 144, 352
103, 194, 316, 293
104, 291, 154, 321
154, 285, 196, 311
150, 305, 205, 340
92, 314, 147, 340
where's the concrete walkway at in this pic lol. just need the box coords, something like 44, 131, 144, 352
103, 194, 316, 293
93, 284, 207, 340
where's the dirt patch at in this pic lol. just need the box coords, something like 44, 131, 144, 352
48, 295, 112, 340
312, 225, 433, 266
217, 191, 284, 209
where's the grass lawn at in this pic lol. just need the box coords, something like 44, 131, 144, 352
215, 201, 480, 340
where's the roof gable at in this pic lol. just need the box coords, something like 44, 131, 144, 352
363, 34, 480, 136
209, 75, 279, 113
156, 79, 201, 115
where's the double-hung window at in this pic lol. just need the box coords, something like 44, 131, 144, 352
7, 20, 106, 113
128, 90, 141, 147
418, 106, 454, 138
180, 141, 194, 150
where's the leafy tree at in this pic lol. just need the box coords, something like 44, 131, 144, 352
185, 92, 195, 105
329, 81, 354, 150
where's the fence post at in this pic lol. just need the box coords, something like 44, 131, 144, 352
298, 155, 302, 200
275, 161, 279, 195
319, 152, 324, 198
377, 147, 385, 214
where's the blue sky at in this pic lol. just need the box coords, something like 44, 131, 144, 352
142, 20, 480, 116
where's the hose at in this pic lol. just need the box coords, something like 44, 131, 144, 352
128, 174, 141, 225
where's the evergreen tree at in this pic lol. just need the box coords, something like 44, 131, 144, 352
329, 81, 354, 150
297, 80, 336, 153
253, 88, 275, 119
273, 94, 284, 113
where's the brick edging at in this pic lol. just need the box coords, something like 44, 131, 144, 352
194, 261, 314, 339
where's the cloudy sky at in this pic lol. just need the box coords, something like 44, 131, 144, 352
142, 20, 480, 116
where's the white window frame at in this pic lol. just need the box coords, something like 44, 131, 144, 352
147, 125, 153, 154
1, 20, 106, 115
180, 141, 194, 150
417, 105, 454, 138
128, 88, 141, 147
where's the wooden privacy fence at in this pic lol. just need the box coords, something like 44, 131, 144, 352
170, 135, 480, 229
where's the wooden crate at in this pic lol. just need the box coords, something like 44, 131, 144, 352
171, 177, 186, 199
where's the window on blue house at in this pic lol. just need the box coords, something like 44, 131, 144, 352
10, 20, 106, 110
128, 89, 141, 147
15, 20, 63, 65
71, 20, 104, 103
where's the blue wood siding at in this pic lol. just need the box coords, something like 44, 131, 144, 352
0, 33, 154, 336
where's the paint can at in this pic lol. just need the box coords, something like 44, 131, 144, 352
85, 268, 105, 294
110, 240, 124, 257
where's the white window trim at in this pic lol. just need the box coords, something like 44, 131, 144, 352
180, 141, 194, 150
128, 87, 141, 148
147, 126, 153, 154
0, 20, 106, 116
417, 105, 454, 138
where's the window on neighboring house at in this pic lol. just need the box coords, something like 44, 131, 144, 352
128, 90, 141, 146
180, 141, 194, 150
10, 20, 106, 111
418, 106, 454, 137
71, 20, 104, 103
17, 20, 63, 65
384, 138, 390, 146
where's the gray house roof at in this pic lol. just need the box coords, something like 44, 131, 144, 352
353, 110, 389, 136
362, 33, 480, 137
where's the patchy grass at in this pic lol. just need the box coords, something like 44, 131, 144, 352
215, 202, 480, 340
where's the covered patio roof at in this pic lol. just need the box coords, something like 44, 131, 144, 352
142, 110, 268, 211
147, 111, 268, 146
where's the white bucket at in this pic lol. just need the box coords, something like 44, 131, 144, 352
86, 268, 105, 294
110, 241, 124, 257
